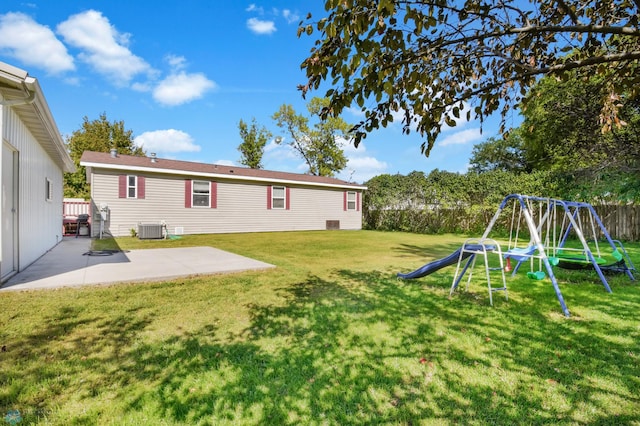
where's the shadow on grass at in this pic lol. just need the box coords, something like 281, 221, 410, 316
2, 269, 639, 424
393, 240, 466, 259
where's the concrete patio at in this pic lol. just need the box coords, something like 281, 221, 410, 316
1, 237, 275, 291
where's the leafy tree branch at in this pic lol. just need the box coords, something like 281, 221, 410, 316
299, 0, 640, 156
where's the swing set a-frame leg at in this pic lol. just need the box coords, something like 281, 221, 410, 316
450, 254, 475, 295
517, 197, 571, 317
543, 258, 570, 317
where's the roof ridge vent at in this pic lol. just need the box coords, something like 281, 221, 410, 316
150, 153, 157, 163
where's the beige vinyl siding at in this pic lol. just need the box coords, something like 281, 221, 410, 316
90, 169, 362, 237
2, 105, 64, 269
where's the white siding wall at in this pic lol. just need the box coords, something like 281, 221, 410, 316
2, 106, 64, 269
91, 170, 363, 237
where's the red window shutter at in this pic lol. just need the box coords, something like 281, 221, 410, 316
267, 186, 272, 210
286, 187, 290, 210
138, 176, 145, 199
211, 181, 217, 208
185, 180, 192, 208
118, 175, 126, 198
356, 192, 360, 211
343, 191, 347, 211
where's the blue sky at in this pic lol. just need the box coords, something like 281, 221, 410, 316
0, 1, 512, 183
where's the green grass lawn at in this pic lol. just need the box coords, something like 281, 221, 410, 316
1, 230, 639, 425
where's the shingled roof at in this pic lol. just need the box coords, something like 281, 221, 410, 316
80, 151, 366, 190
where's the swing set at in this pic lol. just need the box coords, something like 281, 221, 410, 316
449, 194, 635, 317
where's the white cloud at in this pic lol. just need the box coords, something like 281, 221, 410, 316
134, 129, 201, 154
165, 54, 187, 70
57, 10, 151, 85
131, 81, 151, 92
63, 76, 81, 85
438, 128, 483, 147
246, 4, 264, 14
343, 155, 388, 183
262, 139, 303, 173
338, 139, 388, 183
152, 71, 216, 106
247, 17, 276, 35
0, 12, 74, 74
282, 9, 300, 24
339, 137, 363, 154
214, 159, 236, 166
264, 139, 297, 159
346, 106, 366, 118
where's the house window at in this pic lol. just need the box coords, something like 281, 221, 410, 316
119, 175, 145, 199
127, 175, 137, 198
184, 180, 216, 208
45, 178, 53, 201
346, 191, 357, 210
272, 186, 286, 209
192, 180, 210, 207
267, 186, 290, 210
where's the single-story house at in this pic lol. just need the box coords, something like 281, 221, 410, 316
80, 150, 367, 237
0, 61, 75, 281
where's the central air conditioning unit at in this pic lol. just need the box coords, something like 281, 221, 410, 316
138, 223, 163, 239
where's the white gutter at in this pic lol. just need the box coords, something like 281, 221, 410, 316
0, 62, 75, 173
0, 79, 36, 106
0, 62, 34, 105
80, 161, 367, 191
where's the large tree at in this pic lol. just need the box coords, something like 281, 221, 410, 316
237, 118, 272, 169
468, 130, 530, 174
298, 0, 640, 156
467, 72, 640, 201
272, 97, 350, 177
521, 74, 640, 173
65, 113, 145, 198
520, 73, 640, 201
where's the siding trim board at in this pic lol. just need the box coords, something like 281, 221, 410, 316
211, 181, 217, 209
286, 187, 290, 210
184, 179, 192, 208
267, 185, 272, 210
138, 176, 145, 199
119, 175, 126, 198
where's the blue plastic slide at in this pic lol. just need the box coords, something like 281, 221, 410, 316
397, 244, 493, 279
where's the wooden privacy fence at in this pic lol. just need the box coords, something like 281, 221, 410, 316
364, 205, 640, 242
593, 205, 640, 242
